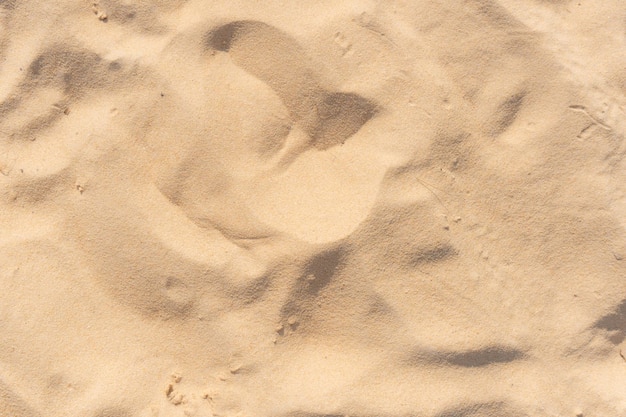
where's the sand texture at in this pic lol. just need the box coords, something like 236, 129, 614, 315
2, 0, 626, 416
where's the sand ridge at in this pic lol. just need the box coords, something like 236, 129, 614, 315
1, 0, 626, 416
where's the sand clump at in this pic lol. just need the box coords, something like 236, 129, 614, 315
1, 0, 626, 416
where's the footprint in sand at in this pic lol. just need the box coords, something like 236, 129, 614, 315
151, 20, 393, 244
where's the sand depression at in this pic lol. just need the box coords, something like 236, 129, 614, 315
1, 1, 626, 416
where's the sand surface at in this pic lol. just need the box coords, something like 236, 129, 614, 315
1, 1, 626, 416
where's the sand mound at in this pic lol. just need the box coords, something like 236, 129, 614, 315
1, 0, 626, 416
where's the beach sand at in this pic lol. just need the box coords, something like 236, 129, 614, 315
1, 1, 626, 416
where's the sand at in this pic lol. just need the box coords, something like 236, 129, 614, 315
1, 0, 626, 416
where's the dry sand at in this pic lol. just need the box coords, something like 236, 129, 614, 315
1, 0, 626, 416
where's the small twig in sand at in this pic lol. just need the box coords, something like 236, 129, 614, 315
416, 176, 450, 214
568, 105, 611, 131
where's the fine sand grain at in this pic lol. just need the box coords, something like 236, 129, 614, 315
1, 1, 626, 416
